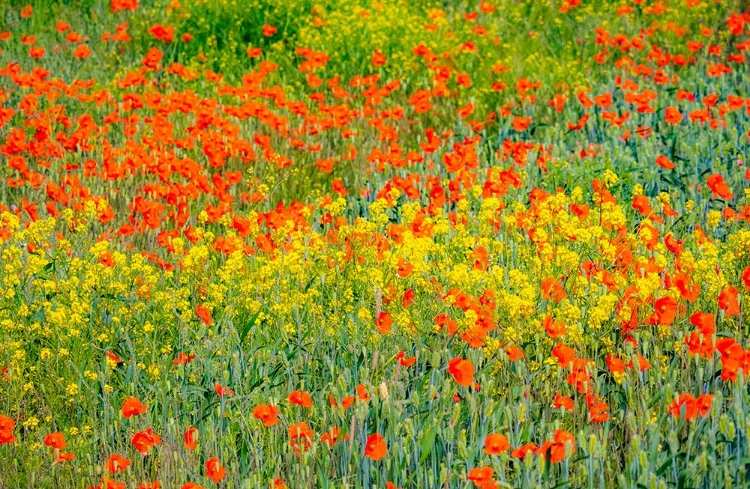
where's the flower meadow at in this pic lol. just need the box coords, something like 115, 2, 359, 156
1, 0, 750, 487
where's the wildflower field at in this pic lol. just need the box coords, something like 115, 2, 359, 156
1, 0, 750, 487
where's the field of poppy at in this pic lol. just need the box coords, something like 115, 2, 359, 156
1, 0, 750, 487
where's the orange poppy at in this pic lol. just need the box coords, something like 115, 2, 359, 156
505, 345, 525, 362
397, 258, 414, 277
541, 277, 567, 302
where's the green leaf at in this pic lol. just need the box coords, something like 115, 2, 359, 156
240, 307, 264, 344
419, 423, 437, 464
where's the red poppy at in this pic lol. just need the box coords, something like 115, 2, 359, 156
669, 393, 713, 420
132, 428, 161, 455
483, 433, 510, 455
184, 427, 199, 450
651, 296, 677, 325
356, 384, 370, 402
288, 422, 314, 454
690, 311, 716, 336
506, 345, 524, 361
253, 404, 280, 426
173, 352, 196, 365
321, 427, 344, 447
205, 457, 226, 483
512, 116, 531, 132
552, 344, 575, 367
396, 351, 416, 367
111, 0, 138, 12
106, 454, 131, 474
718, 285, 740, 317
655, 155, 675, 170
289, 390, 313, 408
364, 433, 387, 460
55, 452, 75, 463
74, 44, 91, 59
0, 415, 17, 444
540, 429, 576, 463
148, 24, 175, 43
541, 277, 567, 302
664, 106, 682, 124
376, 311, 392, 334
448, 357, 475, 386
706, 174, 734, 199
122, 397, 147, 418
196, 304, 213, 325
467, 466, 494, 487
262, 24, 277, 37
554, 393, 574, 411
606, 354, 626, 375
372, 50, 386, 67
44, 432, 66, 450
543, 315, 566, 338
512, 442, 538, 459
